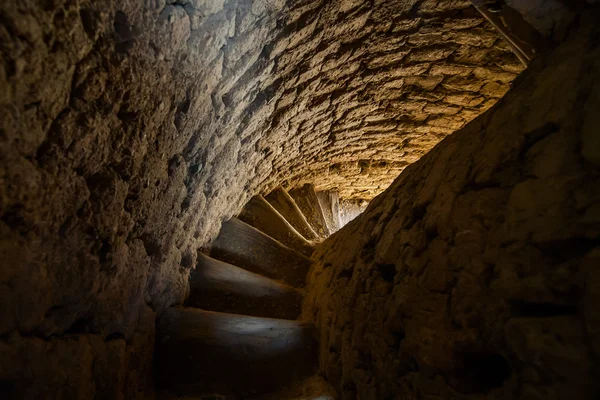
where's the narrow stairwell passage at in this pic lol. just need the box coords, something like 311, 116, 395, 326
2, 1, 597, 399
155, 185, 342, 398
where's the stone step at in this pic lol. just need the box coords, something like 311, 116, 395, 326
239, 195, 314, 257
316, 190, 342, 234
265, 187, 320, 241
155, 308, 318, 397
211, 218, 311, 288
289, 184, 331, 239
188, 253, 302, 320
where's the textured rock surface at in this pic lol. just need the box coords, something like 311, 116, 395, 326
339, 198, 368, 227
1, 0, 520, 397
0, 305, 155, 399
304, 12, 600, 400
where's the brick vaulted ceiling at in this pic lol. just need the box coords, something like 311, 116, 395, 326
264, 0, 524, 198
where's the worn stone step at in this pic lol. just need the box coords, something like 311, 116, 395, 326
265, 187, 320, 241
239, 195, 314, 257
289, 184, 331, 239
210, 218, 311, 288
155, 308, 318, 397
316, 190, 342, 234
188, 253, 302, 320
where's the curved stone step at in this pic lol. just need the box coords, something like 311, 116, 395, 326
239, 195, 314, 257
265, 187, 320, 241
210, 218, 311, 288
155, 308, 318, 396
289, 184, 331, 239
316, 190, 342, 234
188, 253, 302, 320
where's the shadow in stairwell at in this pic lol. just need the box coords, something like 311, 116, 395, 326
155, 308, 318, 397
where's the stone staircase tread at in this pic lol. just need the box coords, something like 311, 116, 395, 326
265, 187, 320, 241
239, 195, 314, 257
188, 253, 302, 320
210, 218, 311, 288
289, 184, 331, 239
156, 308, 318, 396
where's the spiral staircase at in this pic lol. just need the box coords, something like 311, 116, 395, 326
155, 184, 342, 399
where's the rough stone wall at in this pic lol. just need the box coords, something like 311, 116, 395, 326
303, 11, 600, 400
0, 0, 517, 397
339, 198, 368, 227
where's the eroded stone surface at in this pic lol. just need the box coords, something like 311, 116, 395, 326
303, 13, 600, 400
0, 305, 155, 399
339, 198, 368, 227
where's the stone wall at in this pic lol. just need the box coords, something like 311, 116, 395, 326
0, 0, 519, 397
339, 198, 368, 227
303, 10, 600, 400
